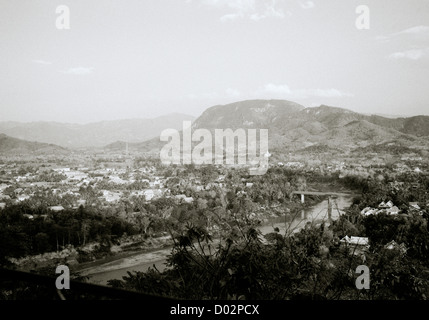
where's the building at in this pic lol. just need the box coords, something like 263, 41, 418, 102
175, 194, 194, 203
361, 201, 401, 216
340, 236, 370, 259
386, 206, 400, 215
340, 236, 369, 247
49, 205, 65, 212
378, 201, 394, 209
409, 202, 420, 210
384, 240, 407, 256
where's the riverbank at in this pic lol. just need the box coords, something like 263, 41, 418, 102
79, 194, 355, 285
8, 233, 174, 276
72, 199, 316, 274
8, 189, 355, 285
73, 235, 173, 276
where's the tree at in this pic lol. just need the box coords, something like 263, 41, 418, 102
34, 232, 51, 253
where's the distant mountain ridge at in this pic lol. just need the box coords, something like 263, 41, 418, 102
131, 100, 429, 154
0, 113, 196, 148
0, 133, 68, 155
193, 99, 304, 129
2, 100, 429, 154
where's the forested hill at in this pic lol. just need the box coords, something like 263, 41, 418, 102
132, 100, 429, 154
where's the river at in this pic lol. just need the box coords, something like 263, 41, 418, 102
259, 194, 354, 236
78, 195, 354, 286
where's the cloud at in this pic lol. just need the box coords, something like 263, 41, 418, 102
62, 67, 95, 75
395, 25, 429, 36
198, 0, 289, 22
377, 26, 429, 62
32, 60, 52, 65
260, 83, 353, 99
220, 13, 243, 22
187, 92, 219, 100
388, 48, 429, 60
311, 88, 353, 98
226, 88, 241, 97
186, 84, 352, 104
202, 0, 255, 10
377, 25, 429, 41
299, 1, 315, 9
185, 88, 239, 101
263, 83, 292, 95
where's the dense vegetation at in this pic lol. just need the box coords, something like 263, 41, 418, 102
106, 174, 429, 300
0, 205, 136, 266
0, 166, 317, 266
108, 202, 429, 300
1, 165, 429, 300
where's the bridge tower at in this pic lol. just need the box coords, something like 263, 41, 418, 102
327, 196, 332, 223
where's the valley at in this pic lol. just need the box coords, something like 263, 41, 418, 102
1, 99, 429, 300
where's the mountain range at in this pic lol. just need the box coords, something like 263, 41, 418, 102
1, 100, 429, 155
129, 100, 429, 154
0, 113, 195, 148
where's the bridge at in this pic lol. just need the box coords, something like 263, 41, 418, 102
291, 191, 355, 204
291, 191, 356, 223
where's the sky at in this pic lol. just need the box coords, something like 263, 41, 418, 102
1, 0, 429, 123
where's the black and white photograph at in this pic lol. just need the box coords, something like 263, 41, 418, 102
1, 0, 429, 310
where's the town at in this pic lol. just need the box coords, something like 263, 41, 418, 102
1, 147, 427, 215
1, 136, 429, 301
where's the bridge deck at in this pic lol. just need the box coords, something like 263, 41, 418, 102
292, 191, 355, 197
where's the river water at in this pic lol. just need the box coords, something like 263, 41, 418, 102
259, 195, 354, 236
80, 195, 354, 285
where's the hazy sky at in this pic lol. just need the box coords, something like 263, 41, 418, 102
1, 0, 429, 123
